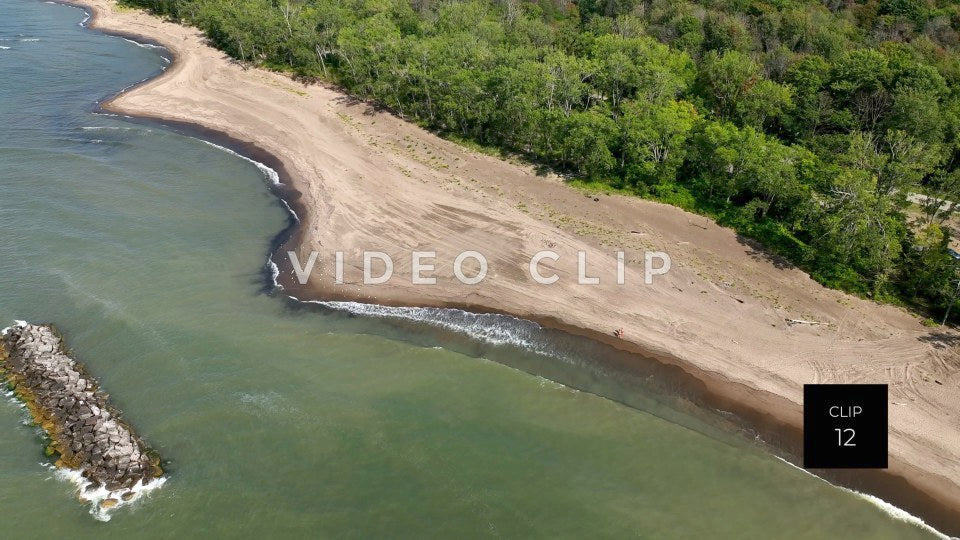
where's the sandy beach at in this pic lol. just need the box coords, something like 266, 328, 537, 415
72, 0, 959, 532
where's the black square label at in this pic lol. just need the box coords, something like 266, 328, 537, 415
803, 384, 887, 469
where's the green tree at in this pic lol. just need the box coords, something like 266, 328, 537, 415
590, 34, 694, 111
559, 107, 618, 178
619, 99, 698, 185
699, 50, 759, 120
786, 55, 834, 137
840, 130, 940, 199
813, 167, 905, 290
737, 78, 793, 130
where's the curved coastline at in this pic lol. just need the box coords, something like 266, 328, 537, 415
62, 0, 960, 535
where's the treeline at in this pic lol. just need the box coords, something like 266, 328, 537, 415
126, 0, 960, 321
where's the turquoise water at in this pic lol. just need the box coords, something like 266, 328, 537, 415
0, 1, 941, 537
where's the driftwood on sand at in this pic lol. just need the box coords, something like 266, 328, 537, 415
785, 318, 832, 327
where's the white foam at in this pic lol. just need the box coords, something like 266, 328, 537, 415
116, 73, 156, 95
91, 112, 133, 119
81, 126, 147, 132
1, 376, 27, 410
198, 139, 297, 221
197, 139, 282, 186
237, 391, 303, 419
268, 259, 280, 285
118, 37, 172, 70
2, 387, 20, 401
20, 38, 39, 42
774, 457, 952, 539
289, 296, 558, 357
1, 320, 27, 336
535, 375, 569, 391
121, 37, 164, 50
0, 46, 10, 50
280, 199, 300, 222
269, 245, 556, 357
52, 466, 167, 522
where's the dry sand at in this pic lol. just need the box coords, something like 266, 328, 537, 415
73, 0, 959, 533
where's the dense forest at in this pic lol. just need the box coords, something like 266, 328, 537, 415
125, 0, 960, 321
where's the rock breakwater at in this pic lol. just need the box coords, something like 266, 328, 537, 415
0, 322, 163, 512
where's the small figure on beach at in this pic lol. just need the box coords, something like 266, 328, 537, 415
614, 328, 624, 338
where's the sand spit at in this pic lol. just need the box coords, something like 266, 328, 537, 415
64, 0, 960, 533
0, 322, 163, 518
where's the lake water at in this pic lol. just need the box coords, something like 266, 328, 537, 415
0, 0, 942, 537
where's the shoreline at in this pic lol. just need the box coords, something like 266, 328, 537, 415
65, 0, 960, 535
283, 291, 960, 537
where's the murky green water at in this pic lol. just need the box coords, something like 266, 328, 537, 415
0, 1, 942, 537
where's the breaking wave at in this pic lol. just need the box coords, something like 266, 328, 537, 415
775, 457, 952, 539
53, 467, 167, 522
197, 139, 282, 187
